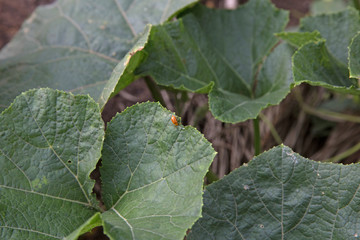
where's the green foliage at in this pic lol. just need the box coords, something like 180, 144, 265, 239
300, 7, 360, 64
98, 26, 151, 109
275, 31, 322, 48
136, 0, 292, 123
290, 7, 360, 93
349, 32, 360, 78
0, 89, 215, 239
0, 0, 195, 111
311, 0, 348, 15
100, 102, 215, 239
0, 88, 103, 239
1, 0, 360, 239
188, 145, 360, 240
292, 40, 358, 92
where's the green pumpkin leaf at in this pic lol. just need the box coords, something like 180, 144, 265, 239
0, 0, 196, 111
64, 212, 103, 240
188, 145, 360, 240
100, 102, 216, 240
97, 25, 151, 109
292, 8, 360, 93
300, 7, 360, 64
310, 0, 348, 15
0, 88, 104, 239
275, 31, 322, 48
349, 32, 360, 78
209, 43, 293, 122
293, 40, 359, 94
136, 0, 290, 123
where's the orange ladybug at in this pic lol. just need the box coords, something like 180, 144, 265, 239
171, 115, 178, 126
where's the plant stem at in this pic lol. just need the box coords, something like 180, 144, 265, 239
294, 88, 360, 123
206, 169, 219, 184
302, 105, 360, 123
353, 0, 360, 10
253, 117, 261, 155
324, 142, 360, 163
144, 76, 166, 107
173, 91, 189, 116
259, 113, 282, 145
174, 93, 182, 116
192, 103, 209, 127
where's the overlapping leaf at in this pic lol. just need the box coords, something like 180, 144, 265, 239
0, 88, 104, 239
188, 145, 360, 240
290, 8, 360, 93
0, 0, 196, 111
275, 31, 322, 48
100, 102, 216, 240
349, 32, 360, 78
310, 0, 347, 15
136, 0, 291, 123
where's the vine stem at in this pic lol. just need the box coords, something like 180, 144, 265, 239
259, 113, 282, 145
253, 117, 261, 155
353, 0, 360, 10
324, 142, 360, 163
293, 88, 360, 123
144, 76, 166, 107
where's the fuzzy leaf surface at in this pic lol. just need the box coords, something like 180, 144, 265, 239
310, 0, 347, 15
0, 88, 104, 239
188, 145, 360, 240
292, 8, 360, 92
349, 32, 360, 78
300, 7, 360, 64
136, 0, 291, 123
276, 31, 322, 48
293, 40, 358, 93
0, 0, 195, 111
100, 102, 216, 240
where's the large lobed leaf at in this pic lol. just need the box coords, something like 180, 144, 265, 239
100, 102, 216, 239
136, 0, 291, 123
0, 88, 104, 239
300, 7, 359, 64
98, 25, 151, 108
188, 145, 360, 240
292, 40, 357, 92
0, 0, 196, 111
289, 7, 360, 93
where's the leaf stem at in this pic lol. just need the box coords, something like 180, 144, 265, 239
253, 117, 261, 155
259, 113, 282, 145
174, 91, 188, 116
353, 0, 360, 10
324, 142, 360, 163
192, 103, 209, 127
144, 76, 166, 107
294, 88, 360, 123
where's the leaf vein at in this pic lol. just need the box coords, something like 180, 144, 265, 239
22, 94, 91, 205
113, 0, 136, 37
0, 226, 61, 239
112, 208, 135, 239
0, 185, 91, 206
